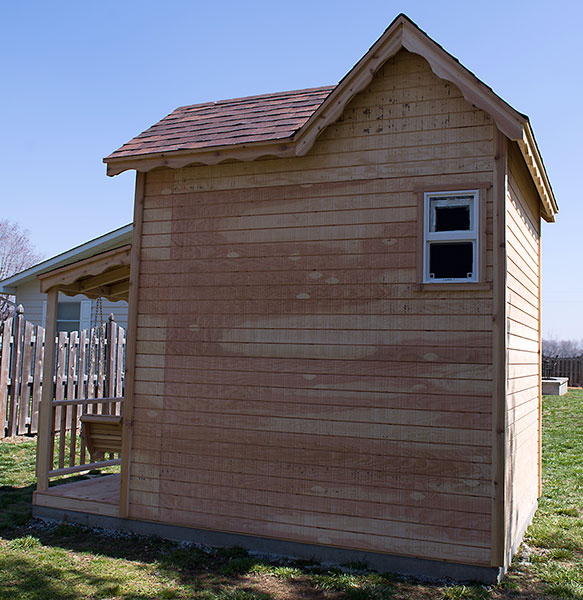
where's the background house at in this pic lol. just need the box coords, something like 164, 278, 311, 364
33, 14, 557, 583
0, 224, 131, 331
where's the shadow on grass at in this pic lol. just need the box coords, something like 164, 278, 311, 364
0, 520, 403, 600
0, 551, 126, 600
0, 482, 35, 530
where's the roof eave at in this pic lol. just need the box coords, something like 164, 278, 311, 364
0, 224, 133, 293
518, 123, 558, 222
104, 139, 297, 176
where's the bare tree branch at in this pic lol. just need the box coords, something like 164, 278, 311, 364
542, 338, 583, 358
0, 220, 43, 320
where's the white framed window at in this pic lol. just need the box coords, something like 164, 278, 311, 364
423, 190, 479, 283
42, 298, 92, 332
57, 301, 81, 333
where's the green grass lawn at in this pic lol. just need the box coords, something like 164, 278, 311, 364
1, 390, 582, 600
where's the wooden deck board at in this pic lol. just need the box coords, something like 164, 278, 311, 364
33, 474, 120, 517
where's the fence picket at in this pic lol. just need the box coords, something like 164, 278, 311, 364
97, 324, 106, 412
87, 327, 97, 415
78, 328, 88, 464
107, 315, 116, 400
0, 308, 125, 438
67, 331, 79, 466
543, 356, 583, 387
30, 326, 44, 433
7, 307, 25, 437
0, 317, 12, 434
56, 332, 68, 469
17, 321, 34, 435
116, 327, 124, 404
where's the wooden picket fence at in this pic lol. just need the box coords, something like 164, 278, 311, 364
0, 306, 125, 439
542, 355, 583, 387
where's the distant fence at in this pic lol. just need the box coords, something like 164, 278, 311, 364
0, 306, 125, 438
542, 355, 583, 387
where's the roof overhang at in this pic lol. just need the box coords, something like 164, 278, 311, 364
0, 224, 133, 294
104, 14, 557, 221
518, 123, 558, 222
38, 245, 131, 302
105, 140, 296, 177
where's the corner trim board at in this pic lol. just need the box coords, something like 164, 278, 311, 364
119, 171, 146, 518
491, 130, 508, 566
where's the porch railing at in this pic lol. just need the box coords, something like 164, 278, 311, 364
35, 290, 127, 491
49, 396, 123, 479
0, 307, 126, 439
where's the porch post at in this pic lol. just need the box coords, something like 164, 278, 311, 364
36, 286, 58, 491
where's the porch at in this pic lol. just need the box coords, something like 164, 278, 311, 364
33, 244, 132, 519
34, 474, 121, 517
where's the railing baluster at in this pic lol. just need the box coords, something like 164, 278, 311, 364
67, 331, 79, 467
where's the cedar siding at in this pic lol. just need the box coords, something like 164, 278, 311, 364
129, 50, 496, 565
505, 141, 541, 559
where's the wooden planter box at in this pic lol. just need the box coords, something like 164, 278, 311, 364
542, 377, 569, 396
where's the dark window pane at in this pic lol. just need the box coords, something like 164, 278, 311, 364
434, 206, 470, 231
429, 242, 473, 279
57, 302, 80, 320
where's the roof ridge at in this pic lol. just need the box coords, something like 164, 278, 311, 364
175, 85, 335, 111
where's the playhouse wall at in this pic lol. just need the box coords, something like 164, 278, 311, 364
504, 141, 541, 560
128, 50, 497, 566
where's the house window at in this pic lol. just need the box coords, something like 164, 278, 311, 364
423, 190, 479, 283
57, 301, 81, 333
42, 298, 92, 332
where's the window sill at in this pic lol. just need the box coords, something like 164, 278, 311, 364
416, 282, 492, 292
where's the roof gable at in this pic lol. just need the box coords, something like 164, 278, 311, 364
295, 15, 526, 156
104, 14, 557, 221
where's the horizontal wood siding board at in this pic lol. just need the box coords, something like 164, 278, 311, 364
133, 401, 490, 429
134, 387, 491, 414
128, 464, 492, 518
130, 504, 491, 566
145, 169, 489, 204
129, 490, 491, 549
137, 283, 493, 303
133, 393, 491, 425
131, 452, 491, 495
131, 424, 491, 463
134, 297, 493, 317
130, 409, 491, 446
129, 474, 490, 530
130, 456, 491, 499
135, 343, 492, 365
134, 376, 492, 397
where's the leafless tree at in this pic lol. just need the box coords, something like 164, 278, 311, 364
0, 220, 43, 320
542, 338, 583, 358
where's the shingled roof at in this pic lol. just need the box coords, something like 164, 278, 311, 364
105, 86, 333, 160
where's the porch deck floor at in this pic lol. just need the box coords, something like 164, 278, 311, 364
33, 474, 120, 517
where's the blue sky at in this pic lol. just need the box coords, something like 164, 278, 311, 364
1, 1, 581, 338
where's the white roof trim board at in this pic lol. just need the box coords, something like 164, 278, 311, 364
0, 224, 133, 294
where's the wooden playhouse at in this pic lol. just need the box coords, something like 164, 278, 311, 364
33, 14, 557, 582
